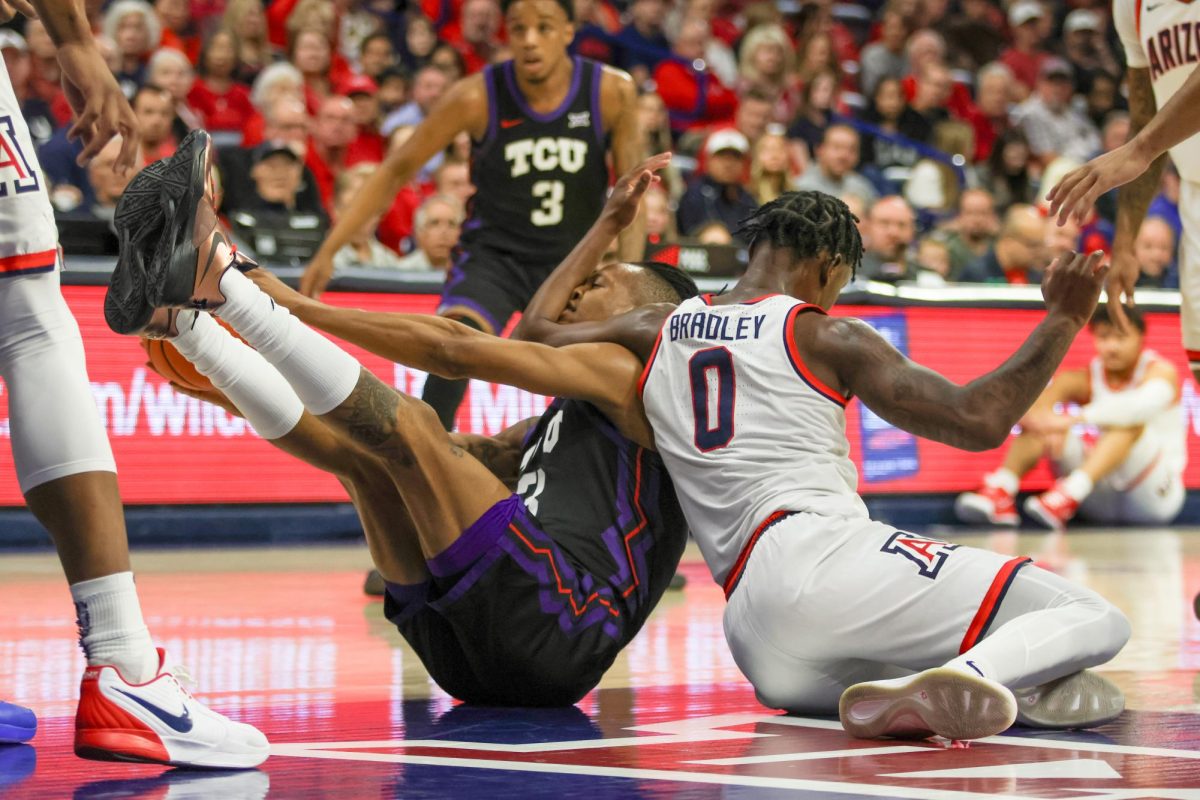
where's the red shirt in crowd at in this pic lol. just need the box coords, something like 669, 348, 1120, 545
160, 29, 201, 65
377, 181, 434, 253
999, 48, 1048, 93
654, 60, 738, 132
188, 80, 256, 132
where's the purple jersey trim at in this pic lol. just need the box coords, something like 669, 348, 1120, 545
436, 294, 502, 334
590, 61, 604, 144
427, 494, 520, 578
474, 64, 500, 160
504, 56, 583, 123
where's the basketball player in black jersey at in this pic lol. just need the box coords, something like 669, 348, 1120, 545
301, 0, 643, 432
126, 156, 692, 705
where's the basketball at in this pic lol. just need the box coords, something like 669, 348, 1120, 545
140, 318, 246, 392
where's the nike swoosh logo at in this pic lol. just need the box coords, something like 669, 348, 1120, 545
965, 660, 985, 678
114, 688, 194, 732
500, 119, 523, 129
1146, 2, 1163, 10
193, 230, 225, 309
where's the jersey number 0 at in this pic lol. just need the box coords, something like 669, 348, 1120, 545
689, 347, 736, 451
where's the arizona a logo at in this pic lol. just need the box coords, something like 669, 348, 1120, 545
880, 531, 958, 579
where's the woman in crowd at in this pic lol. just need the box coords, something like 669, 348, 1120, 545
788, 68, 841, 156
401, 12, 437, 71
223, 0, 277, 84
737, 23, 798, 123
749, 127, 800, 205
979, 128, 1038, 212
189, 29, 256, 134
859, 76, 931, 178
104, 0, 161, 98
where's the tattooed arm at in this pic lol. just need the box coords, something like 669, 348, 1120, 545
801, 251, 1108, 452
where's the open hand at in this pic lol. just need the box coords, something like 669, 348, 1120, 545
57, 43, 139, 172
1045, 140, 1153, 226
601, 152, 670, 232
1041, 250, 1108, 326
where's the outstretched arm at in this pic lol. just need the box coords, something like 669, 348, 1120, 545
806, 251, 1108, 451
300, 76, 487, 298
513, 152, 671, 348
250, 271, 652, 444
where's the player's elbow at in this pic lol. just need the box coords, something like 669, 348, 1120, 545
954, 413, 1011, 452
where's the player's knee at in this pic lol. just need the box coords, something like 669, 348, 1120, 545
752, 677, 839, 715
1096, 603, 1132, 661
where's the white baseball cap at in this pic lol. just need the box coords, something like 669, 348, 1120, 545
705, 128, 750, 157
1008, 0, 1044, 27
1064, 9, 1101, 34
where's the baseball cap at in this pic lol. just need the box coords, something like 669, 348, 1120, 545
337, 73, 378, 97
1039, 56, 1074, 80
252, 140, 302, 164
0, 30, 28, 52
1063, 8, 1101, 34
705, 128, 749, 157
1008, 0, 1044, 27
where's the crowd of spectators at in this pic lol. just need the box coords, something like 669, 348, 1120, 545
6, 0, 1183, 287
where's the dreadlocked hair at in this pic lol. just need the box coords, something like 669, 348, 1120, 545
735, 191, 863, 277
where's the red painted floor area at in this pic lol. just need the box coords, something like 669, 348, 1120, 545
1, 530, 1199, 799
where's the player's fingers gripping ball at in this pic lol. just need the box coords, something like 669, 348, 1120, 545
140, 318, 248, 392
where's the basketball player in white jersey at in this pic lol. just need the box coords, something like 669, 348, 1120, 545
160, 157, 1135, 741
959, 305, 1184, 530
1049, 1, 1200, 376
0, 0, 267, 766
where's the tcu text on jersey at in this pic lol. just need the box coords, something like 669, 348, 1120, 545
0, 115, 39, 197
504, 137, 590, 177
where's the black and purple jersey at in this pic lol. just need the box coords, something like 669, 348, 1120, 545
384, 399, 688, 706
462, 57, 610, 265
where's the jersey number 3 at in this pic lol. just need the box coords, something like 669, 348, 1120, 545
531, 180, 564, 226
689, 347, 735, 451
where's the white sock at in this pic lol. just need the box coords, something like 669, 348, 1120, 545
214, 269, 361, 416
172, 311, 304, 440
1060, 470, 1094, 502
69, 572, 158, 683
984, 468, 1019, 496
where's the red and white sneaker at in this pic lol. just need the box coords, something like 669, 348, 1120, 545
75, 648, 268, 768
954, 484, 1019, 526
1024, 483, 1080, 532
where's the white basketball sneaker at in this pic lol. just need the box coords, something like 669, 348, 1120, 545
1015, 669, 1125, 729
840, 666, 1017, 741
74, 648, 269, 768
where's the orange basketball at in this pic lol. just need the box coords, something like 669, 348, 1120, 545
139, 318, 248, 392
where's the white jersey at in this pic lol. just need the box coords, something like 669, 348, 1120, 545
1115, 0, 1200, 183
640, 294, 868, 589
0, 55, 57, 277
1088, 348, 1186, 474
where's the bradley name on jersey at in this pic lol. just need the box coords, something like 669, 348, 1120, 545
504, 137, 590, 178
667, 309, 767, 342
1144, 20, 1200, 80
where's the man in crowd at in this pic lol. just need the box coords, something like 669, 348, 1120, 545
859, 195, 917, 283
1012, 58, 1101, 164
961, 204, 1047, 283
676, 129, 757, 241
795, 124, 879, 203
397, 194, 464, 271
132, 83, 176, 164
936, 188, 999, 279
